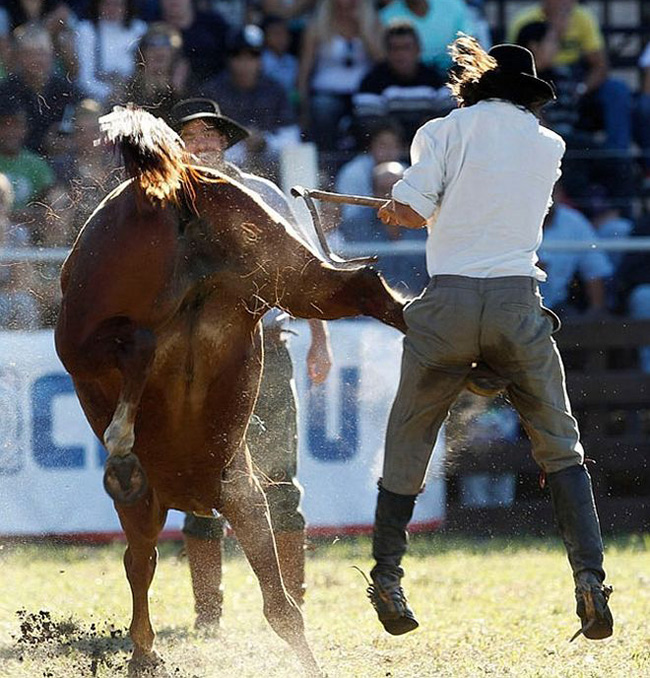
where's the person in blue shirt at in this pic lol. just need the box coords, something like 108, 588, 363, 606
538, 194, 613, 316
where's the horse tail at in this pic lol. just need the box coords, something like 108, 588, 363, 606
99, 105, 198, 204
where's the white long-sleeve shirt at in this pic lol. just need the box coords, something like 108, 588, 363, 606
392, 99, 565, 280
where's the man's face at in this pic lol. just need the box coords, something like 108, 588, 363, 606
181, 119, 228, 166
386, 34, 420, 78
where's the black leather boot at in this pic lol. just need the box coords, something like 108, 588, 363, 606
547, 464, 613, 641
368, 484, 419, 635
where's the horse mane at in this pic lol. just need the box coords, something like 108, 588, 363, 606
99, 105, 206, 205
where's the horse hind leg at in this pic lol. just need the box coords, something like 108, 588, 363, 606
282, 262, 408, 334
103, 326, 156, 505
118, 495, 170, 677
218, 447, 324, 677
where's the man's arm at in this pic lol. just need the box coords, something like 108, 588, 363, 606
306, 319, 332, 384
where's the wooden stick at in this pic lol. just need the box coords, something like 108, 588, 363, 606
295, 187, 387, 208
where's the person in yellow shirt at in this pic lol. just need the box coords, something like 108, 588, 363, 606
508, 0, 632, 153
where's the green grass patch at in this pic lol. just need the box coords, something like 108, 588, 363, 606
0, 534, 648, 677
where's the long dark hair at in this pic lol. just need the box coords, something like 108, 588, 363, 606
448, 35, 549, 114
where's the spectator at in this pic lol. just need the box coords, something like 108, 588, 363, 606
0, 22, 80, 154
353, 20, 453, 142
538, 185, 613, 317
298, 0, 383, 151
379, 0, 473, 73
508, 0, 633, 154
202, 25, 299, 179
582, 184, 634, 270
372, 160, 427, 293
160, 0, 231, 84
261, 15, 299, 104
634, 42, 650, 185
67, 98, 121, 231
0, 172, 40, 329
76, 0, 147, 103
117, 22, 192, 120
0, 98, 55, 221
259, 0, 318, 49
4, 1, 79, 78
334, 119, 404, 236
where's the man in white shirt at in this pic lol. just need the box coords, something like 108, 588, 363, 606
367, 38, 613, 644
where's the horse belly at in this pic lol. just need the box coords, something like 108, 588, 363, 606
136, 321, 259, 511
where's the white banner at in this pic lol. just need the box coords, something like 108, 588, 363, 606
0, 323, 445, 538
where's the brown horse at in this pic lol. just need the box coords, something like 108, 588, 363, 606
55, 107, 406, 676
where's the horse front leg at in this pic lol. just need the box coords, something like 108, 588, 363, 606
103, 326, 156, 505
278, 261, 407, 333
117, 494, 170, 677
218, 446, 324, 677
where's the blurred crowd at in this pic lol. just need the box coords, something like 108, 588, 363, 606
0, 0, 650, 335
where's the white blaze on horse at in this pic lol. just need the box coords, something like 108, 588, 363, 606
55, 106, 407, 676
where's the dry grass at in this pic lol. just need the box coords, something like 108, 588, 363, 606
0, 534, 649, 677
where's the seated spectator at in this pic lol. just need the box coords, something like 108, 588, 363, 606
379, 0, 473, 73
353, 20, 453, 143
508, 1, 632, 155
371, 160, 427, 294
298, 0, 383, 152
0, 98, 55, 224
515, 19, 635, 214
160, 0, 231, 85
260, 0, 318, 54
0, 172, 40, 329
4, 0, 78, 78
67, 98, 121, 231
538, 185, 613, 317
116, 22, 193, 121
261, 15, 299, 105
582, 184, 634, 270
76, 0, 147, 103
202, 25, 300, 179
335, 119, 404, 236
0, 22, 80, 154
634, 42, 650, 186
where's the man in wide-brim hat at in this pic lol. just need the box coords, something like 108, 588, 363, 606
169, 97, 249, 151
366, 36, 613, 644
170, 96, 333, 631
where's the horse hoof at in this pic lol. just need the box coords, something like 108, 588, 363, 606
104, 453, 148, 505
127, 650, 170, 677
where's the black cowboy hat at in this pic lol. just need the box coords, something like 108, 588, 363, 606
169, 98, 250, 149
486, 43, 555, 103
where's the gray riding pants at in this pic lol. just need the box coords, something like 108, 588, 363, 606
383, 275, 584, 496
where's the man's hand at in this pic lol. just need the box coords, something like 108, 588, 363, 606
306, 319, 332, 384
378, 200, 426, 229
